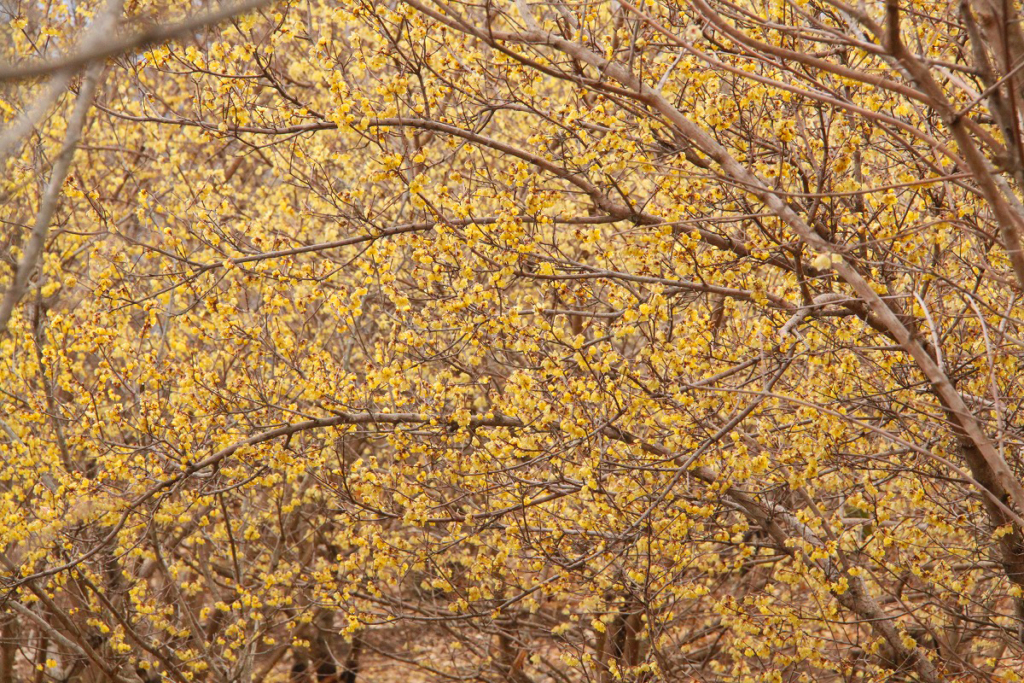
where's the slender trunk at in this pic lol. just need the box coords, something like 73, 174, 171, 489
0, 616, 16, 683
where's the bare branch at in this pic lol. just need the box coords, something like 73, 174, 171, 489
0, 62, 105, 333
0, 0, 272, 82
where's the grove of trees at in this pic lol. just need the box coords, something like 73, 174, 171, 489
4, 0, 1024, 681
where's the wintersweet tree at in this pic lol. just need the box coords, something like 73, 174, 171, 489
3, 0, 1024, 681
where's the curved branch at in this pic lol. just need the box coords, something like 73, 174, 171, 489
0, 0, 272, 82
0, 60, 106, 333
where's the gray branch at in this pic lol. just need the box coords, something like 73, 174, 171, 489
0, 0, 272, 82
0, 61, 105, 333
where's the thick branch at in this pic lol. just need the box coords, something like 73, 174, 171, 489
0, 0, 272, 82
0, 60, 105, 333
